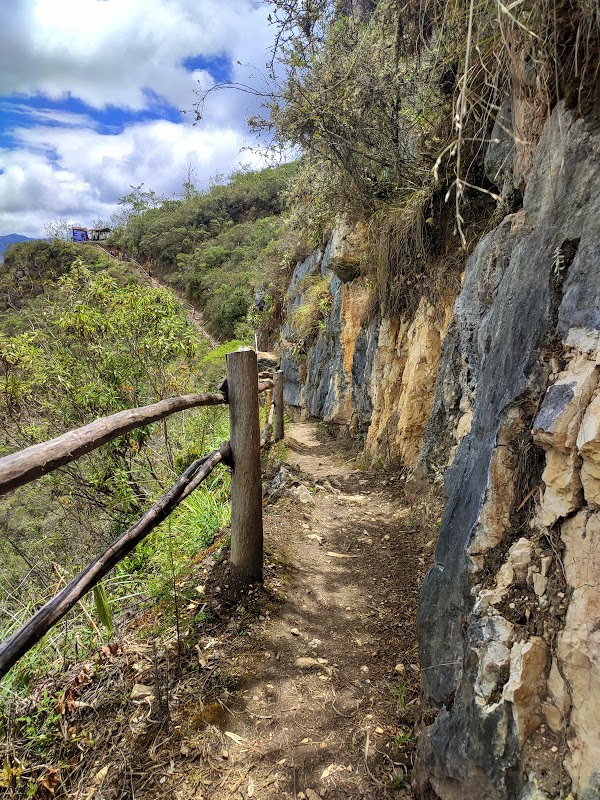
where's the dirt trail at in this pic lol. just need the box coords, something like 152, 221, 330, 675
97, 245, 220, 348
40, 423, 428, 800
138, 261, 220, 349
180, 423, 426, 800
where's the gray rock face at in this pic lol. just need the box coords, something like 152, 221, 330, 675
416, 105, 600, 799
351, 321, 379, 437
485, 102, 516, 196
304, 274, 346, 420
281, 235, 377, 432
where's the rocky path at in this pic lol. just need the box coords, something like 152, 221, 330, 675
178, 423, 426, 799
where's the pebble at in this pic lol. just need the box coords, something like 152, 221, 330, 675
296, 657, 322, 669
290, 627, 301, 637
305, 790, 323, 800
131, 683, 154, 701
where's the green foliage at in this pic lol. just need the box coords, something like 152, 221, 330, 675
112, 164, 295, 270
0, 262, 199, 441
0, 240, 117, 317
92, 583, 113, 633
179, 215, 283, 337
0, 259, 208, 648
250, 0, 449, 232
15, 689, 63, 753
0, 264, 239, 792
108, 164, 297, 339
393, 727, 414, 747
115, 408, 231, 603
199, 339, 247, 384
289, 274, 332, 342
111, 183, 166, 228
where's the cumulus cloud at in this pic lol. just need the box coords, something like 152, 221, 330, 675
0, 118, 267, 236
0, 0, 274, 115
0, 0, 280, 236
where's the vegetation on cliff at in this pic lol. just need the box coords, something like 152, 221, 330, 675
204, 0, 599, 318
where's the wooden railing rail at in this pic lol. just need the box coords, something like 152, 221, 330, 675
0, 444, 230, 679
0, 349, 285, 680
0, 393, 226, 496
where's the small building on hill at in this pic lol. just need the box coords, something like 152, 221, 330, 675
72, 226, 89, 242
72, 227, 111, 243
89, 227, 111, 241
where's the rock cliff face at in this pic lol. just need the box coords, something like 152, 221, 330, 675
279, 103, 600, 799
281, 232, 453, 460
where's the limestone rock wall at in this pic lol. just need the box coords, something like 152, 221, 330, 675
279, 102, 600, 799
416, 106, 600, 800
280, 237, 377, 436
281, 227, 452, 462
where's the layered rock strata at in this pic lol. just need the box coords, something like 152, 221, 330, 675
416, 106, 600, 799
281, 230, 453, 461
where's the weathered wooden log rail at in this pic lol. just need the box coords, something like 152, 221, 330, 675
0, 393, 227, 496
0, 350, 285, 680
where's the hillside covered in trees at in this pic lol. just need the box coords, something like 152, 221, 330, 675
108, 164, 297, 341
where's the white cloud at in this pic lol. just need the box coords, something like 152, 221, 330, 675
0, 102, 96, 128
0, 0, 274, 114
0, 0, 282, 236
0, 119, 267, 236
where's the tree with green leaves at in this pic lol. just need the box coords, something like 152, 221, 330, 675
0, 260, 201, 517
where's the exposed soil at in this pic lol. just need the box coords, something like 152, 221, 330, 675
186, 424, 426, 799
4, 423, 435, 800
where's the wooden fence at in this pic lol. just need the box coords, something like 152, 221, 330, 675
0, 349, 285, 680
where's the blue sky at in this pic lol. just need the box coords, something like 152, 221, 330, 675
0, 0, 276, 236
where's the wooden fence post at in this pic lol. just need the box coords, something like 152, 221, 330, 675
264, 388, 273, 425
273, 370, 284, 441
227, 348, 263, 582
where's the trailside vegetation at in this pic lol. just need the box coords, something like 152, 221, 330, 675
0, 249, 233, 708
109, 163, 298, 340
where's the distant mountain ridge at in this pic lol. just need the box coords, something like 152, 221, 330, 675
0, 233, 38, 261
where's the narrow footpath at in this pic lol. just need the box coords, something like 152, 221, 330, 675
171, 423, 427, 800
62, 422, 430, 800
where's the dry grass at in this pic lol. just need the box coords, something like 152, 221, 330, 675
357, 0, 600, 323
370, 189, 430, 320
289, 274, 333, 343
